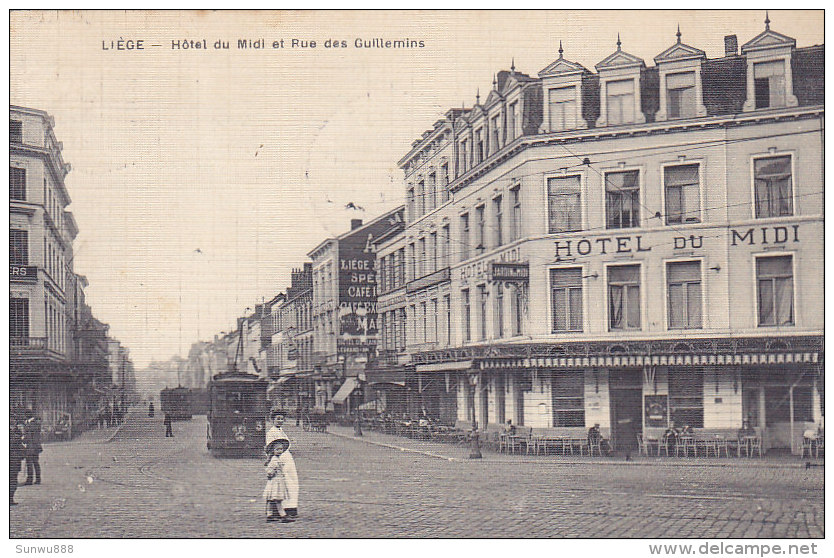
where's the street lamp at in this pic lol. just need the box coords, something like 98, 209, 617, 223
468, 373, 482, 459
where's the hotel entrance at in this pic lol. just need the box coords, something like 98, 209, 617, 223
609, 368, 643, 452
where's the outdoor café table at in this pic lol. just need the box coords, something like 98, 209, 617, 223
532, 435, 565, 455
739, 435, 760, 457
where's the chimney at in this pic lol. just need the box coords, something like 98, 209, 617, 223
724, 35, 738, 57
351, 219, 363, 230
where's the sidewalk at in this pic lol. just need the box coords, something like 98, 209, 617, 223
326, 425, 824, 468
46, 407, 137, 446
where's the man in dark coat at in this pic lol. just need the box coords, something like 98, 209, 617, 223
163, 412, 173, 437
23, 416, 43, 485
10, 423, 25, 505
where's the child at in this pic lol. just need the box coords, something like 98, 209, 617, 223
264, 417, 300, 519
266, 410, 288, 442
263, 439, 292, 523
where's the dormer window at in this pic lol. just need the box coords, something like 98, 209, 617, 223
741, 16, 798, 112
490, 114, 501, 154
548, 86, 577, 131
666, 72, 696, 118
475, 128, 484, 164
606, 79, 636, 125
507, 101, 519, 140
595, 38, 646, 127
459, 139, 469, 174
539, 44, 589, 132
753, 60, 786, 109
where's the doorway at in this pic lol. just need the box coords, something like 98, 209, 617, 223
609, 368, 643, 452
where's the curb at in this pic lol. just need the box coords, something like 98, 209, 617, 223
328, 431, 823, 469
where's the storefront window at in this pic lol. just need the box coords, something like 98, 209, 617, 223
551, 370, 584, 427
668, 368, 703, 428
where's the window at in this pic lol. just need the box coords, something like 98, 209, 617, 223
426, 232, 437, 273
507, 101, 518, 141
475, 205, 485, 253
427, 173, 436, 213
430, 298, 438, 343
551, 370, 585, 427
10, 298, 29, 338
495, 283, 504, 338
478, 285, 488, 340
754, 60, 786, 109
548, 176, 582, 233
491, 115, 501, 153
757, 256, 794, 326
493, 196, 503, 247
398, 248, 405, 286
460, 213, 470, 261
548, 86, 577, 131
443, 294, 451, 346
407, 187, 415, 222
459, 140, 469, 174
416, 180, 425, 217
667, 261, 702, 329
441, 224, 450, 268
399, 308, 407, 348
462, 289, 471, 342
665, 164, 700, 224
418, 238, 426, 278
551, 268, 583, 332
379, 256, 386, 292
512, 286, 523, 336
10, 167, 26, 201
10, 120, 22, 143
608, 265, 641, 330
440, 163, 450, 204
420, 301, 427, 344
754, 156, 793, 218
606, 79, 635, 125
669, 368, 704, 428
510, 185, 521, 241
605, 170, 640, 229
408, 243, 416, 281
666, 72, 696, 119
10, 229, 28, 266
475, 129, 484, 164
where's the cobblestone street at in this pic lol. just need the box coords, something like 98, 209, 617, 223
10, 412, 824, 538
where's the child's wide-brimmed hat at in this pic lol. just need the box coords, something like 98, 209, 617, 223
265, 437, 290, 454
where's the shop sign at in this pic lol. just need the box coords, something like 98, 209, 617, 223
458, 246, 522, 282
644, 395, 668, 428
10, 265, 37, 282
489, 262, 529, 282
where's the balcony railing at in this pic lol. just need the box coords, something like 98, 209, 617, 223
10, 337, 47, 350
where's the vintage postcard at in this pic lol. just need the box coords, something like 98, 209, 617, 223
8, 9, 824, 549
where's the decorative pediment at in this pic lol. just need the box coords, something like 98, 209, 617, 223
484, 89, 504, 108
742, 28, 796, 53
654, 41, 706, 64
596, 43, 645, 71
539, 57, 588, 77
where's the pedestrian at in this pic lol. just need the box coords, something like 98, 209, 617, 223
163, 412, 173, 437
263, 438, 291, 522
148, 401, 155, 418
22, 415, 42, 485
10, 422, 25, 505
266, 409, 288, 442
264, 429, 299, 520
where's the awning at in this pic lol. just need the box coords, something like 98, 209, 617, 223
415, 360, 473, 373
477, 352, 822, 369
331, 377, 360, 404
366, 368, 406, 386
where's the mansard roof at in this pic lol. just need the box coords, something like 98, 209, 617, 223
595, 39, 646, 71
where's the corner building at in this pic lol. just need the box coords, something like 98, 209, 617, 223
397, 22, 823, 454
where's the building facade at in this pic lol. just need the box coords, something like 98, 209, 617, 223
396, 23, 823, 453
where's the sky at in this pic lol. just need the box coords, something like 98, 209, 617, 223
8, 10, 824, 368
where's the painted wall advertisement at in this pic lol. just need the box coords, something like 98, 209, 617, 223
338, 209, 404, 350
